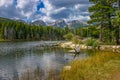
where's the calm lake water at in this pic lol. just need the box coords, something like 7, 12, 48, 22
0, 41, 88, 80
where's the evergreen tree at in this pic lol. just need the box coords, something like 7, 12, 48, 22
112, 11, 120, 44
88, 0, 117, 43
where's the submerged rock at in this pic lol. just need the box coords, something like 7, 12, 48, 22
64, 66, 71, 70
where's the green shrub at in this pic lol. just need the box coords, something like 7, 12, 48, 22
64, 33, 74, 40
85, 38, 99, 47
72, 36, 83, 44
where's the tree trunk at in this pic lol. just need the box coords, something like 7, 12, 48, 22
115, 0, 120, 45
115, 26, 120, 45
99, 24, 103, 42
108, 13, 112, 43
118, 0, 120, 10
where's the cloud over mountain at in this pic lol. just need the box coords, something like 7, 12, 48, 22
0, 0, 91, 22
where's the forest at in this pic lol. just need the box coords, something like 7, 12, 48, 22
88, 0, 120, 45
0, 20, 66, 40
0, 0, 120, 45
0, 18, 98, 41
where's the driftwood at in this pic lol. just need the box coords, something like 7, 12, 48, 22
73, 47, 80, 58
74, 47, 80, 54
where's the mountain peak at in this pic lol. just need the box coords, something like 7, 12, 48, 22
51, 19, 67, 28
32, 20, 46, 26
67, 20, 87, 28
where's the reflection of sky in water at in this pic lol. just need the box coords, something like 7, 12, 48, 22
0, 41, 88, 80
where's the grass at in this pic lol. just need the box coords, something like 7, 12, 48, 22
60, 52, 120, 80
0, 39, 4, 41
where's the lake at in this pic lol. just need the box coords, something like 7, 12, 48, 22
0, 41, 88, 80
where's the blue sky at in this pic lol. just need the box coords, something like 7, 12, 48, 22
0, 0, 91, 22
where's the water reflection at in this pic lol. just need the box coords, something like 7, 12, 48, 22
0, 41, 88, 80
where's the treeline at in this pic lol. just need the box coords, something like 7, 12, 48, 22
0, 19, 102, 41
1, 18, 97, 41
88, 0, 120, 45
74, 26, 99, 38
0, 21, 69, 40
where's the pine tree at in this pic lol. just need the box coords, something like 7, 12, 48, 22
88, 0, 117, 43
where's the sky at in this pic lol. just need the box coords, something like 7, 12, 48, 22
0, 0, 91, 22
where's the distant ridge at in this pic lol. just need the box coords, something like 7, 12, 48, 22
0, 17, 88, 28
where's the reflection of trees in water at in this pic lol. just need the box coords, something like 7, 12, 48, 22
0, 46, 77, 80
54, 48, 66, 64
18, 66, 60, 80
0, 64, 19, 80
13, 71, 19, 80
33, 47, 65, 55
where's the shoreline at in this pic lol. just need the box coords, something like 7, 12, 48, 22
59, 41, 120, 53
0, 39, 65, 42
0, 40, 120, 53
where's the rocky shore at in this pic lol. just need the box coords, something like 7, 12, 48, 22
59, 41, 120, 53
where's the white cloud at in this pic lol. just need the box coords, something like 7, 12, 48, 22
43, 0, 91, 22
16, 0, 28, 9
15, 0, 39, 19
0, 0, 91, 22
53, 7, 66, 14
42, 16, 55, 22
36, 0, 55, 22
69, 15, 90, 21
74, 4, 82, 9
0, 0, 13, 7
21, 10, 32, 18
44, 0, 53, 11
43, 0, 53, 17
